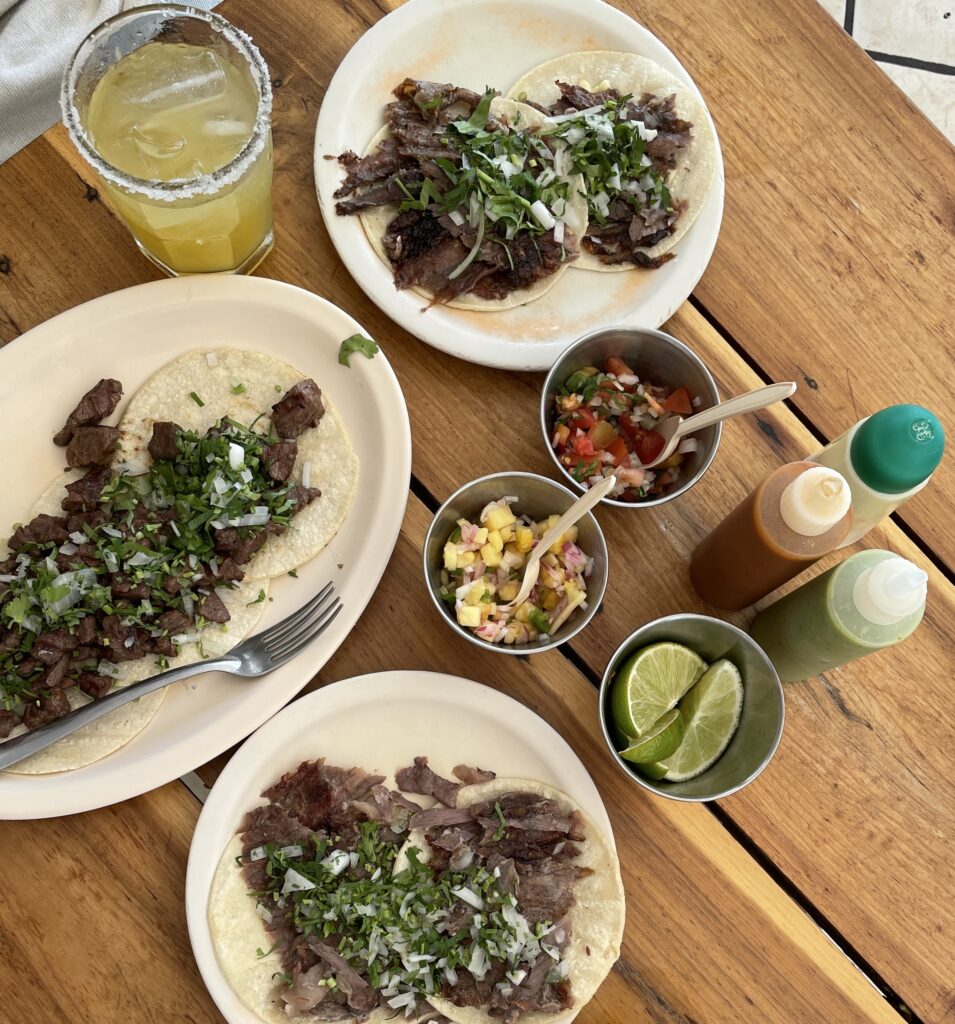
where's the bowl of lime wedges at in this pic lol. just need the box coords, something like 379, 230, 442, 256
599, 614, 784, 801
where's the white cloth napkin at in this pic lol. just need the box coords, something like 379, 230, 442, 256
0, 0, 218, 165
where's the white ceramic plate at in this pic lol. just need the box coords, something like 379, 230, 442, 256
186, 670, 614, 1024
0, 276, 411, 819
314, 0, 724, 371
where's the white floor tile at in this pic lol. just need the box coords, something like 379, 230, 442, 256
853, 0, 954, 66
817, 0, 847, 23
878, 60, 955, 142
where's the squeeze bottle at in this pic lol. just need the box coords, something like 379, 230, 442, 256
749, 550, 927, 682
689, 462, 852, 610
811, 405, 944, 546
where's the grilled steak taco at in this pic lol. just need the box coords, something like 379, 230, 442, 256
208, 757, 624, 1023
0, 354, 357, 774
508, 51, 717, 271
335, 79, 588, 311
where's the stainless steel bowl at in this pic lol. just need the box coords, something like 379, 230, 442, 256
599, 614, 784, 801
423, 472, 609, 655
540, 326, 722, 507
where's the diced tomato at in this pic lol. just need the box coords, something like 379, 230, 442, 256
607, 437, 629, 466
587, 420, 617, 449
617, 415, 643, 442
635, 430, 666, 465
571, 409, 595, 430
662, 387, 693, 415
604, 355, 633, 377
572, 433, 596, 457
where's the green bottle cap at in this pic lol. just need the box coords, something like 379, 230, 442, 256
850, 405, 944, 494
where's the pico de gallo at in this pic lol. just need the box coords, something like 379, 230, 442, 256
550, 355, 700, 502
440, 497, 593, 645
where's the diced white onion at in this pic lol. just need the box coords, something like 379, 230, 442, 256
254, 902, 272, 923
250, 846, 267, 861
281, 868, 316, 894
553, 220, 565, 245
127, 552, 152, 567
278, 845, 303, 858
692, 395, 702, 407
301, 461, 311, 488
227, 512, 270, 528
102, 525, 123, 538
69, 531, 87, 545
206, 351, 218, 366
448, 208, 465, 226
228, 443, 245, 470
171, 633, 199, 645
0, 574, 14, 583
678, 437, 699, 454
170, 521, 180, 536
181, 593, 194, 617
97, 661, 121, 678
451, 886, 484, 910
387, 993, 416, 1010
321, 850, 350, 877
58, 542, 78, 556
530, 200, 555, 230
103, 551, 119, 574
123, 636, 135, 648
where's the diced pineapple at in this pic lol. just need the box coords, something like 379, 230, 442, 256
498, 580, 519, 601
457, 605, 481, 627
487, 529, 504, 552
541, 552, 559, 568
473, 527, 489, 545
443, 542, 459, 571
481, 543, 502, 568
485, 506, 517, 531
460, 550, 477, 566
564, 579, 580, 602
499, 524, 516, 542
503, 543, 525, 568
514, 602, 532, 624
465, 581, 488, 606
515, 525, 533, 553
541, 588, 560, 611
549, 523, 579, 555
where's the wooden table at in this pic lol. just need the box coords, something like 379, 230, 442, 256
1, 1, 952, 1022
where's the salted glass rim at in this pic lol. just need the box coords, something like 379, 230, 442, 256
61, 3, 272, 202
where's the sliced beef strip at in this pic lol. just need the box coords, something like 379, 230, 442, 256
66, 509, 108, 534
263, 758, 385, 835
262, 440, 297, 482
8, 513, 69, 550
271, 379, 324, 439
395, 756, 461, 806
307, 940, 378, 1017
66, 425, 120, 469
53, 378, 123, 447
453, 764, 496, 785
197, 591, 231, 624
22, 688, 72, 729
40, 656, 70, 690
147, 421, 181, 461
111, 577, 150, 600
288, 485, 322, 509
150, 636, 176, 658
0, 710, 21, 738
409, 806, 475, 830
61, 466, 110, 512
281, 963, 331, 1015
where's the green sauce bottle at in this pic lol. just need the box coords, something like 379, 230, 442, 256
749, 550, 927, 682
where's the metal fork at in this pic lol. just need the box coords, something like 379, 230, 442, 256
0, 583, 342, 770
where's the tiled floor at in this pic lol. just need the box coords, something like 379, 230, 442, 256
817, 0, 954, 142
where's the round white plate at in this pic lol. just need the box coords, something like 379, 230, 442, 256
314, 0, 724, 371
0, 276, 411, 819
186, 670, 615, 1024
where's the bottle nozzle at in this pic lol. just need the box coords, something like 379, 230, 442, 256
853, 557, 928, 625
780, 466, 852, 537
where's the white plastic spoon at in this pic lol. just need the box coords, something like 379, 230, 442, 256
497, 474, 617, 613
640, 381, 797, 469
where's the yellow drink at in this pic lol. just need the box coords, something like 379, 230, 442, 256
65, 9, 273, 275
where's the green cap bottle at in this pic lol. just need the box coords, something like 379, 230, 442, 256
850, 405, 944, 493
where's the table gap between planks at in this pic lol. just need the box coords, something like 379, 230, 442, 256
0, 1, 951, 1023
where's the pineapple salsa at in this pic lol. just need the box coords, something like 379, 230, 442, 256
440, 497, 593, 645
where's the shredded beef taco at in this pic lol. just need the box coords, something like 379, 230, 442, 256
508, 51, 717, 271
335, 79, 588, 311
208, 758, 624, 1023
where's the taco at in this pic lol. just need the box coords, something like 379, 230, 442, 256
208, 757, 624, 1023
334, 79, 588, 311
0, 356, 356, 774
508, 51, 717, 271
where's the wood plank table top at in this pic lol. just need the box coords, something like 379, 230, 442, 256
0, 2, 952, 1023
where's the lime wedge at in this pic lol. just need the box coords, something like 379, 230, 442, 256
659, 659, 743, 782
619, 708, 685, 764
635, 762, 668, 781
610, 642, 707, 737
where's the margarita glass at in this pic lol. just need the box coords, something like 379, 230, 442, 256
62, 5, 274, 275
